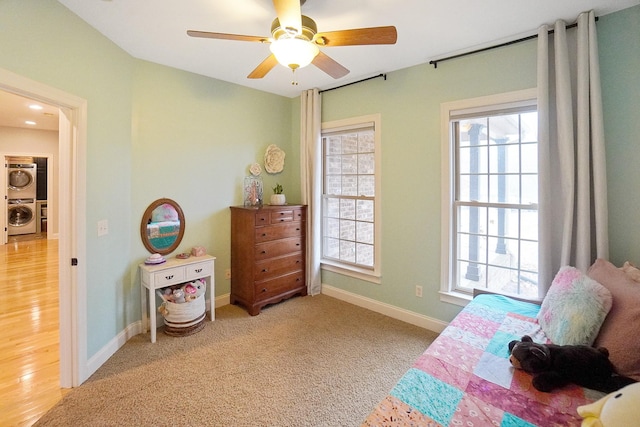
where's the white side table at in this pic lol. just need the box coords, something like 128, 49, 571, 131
139, 254, 216, 343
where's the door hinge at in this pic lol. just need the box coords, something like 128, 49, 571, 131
71, 258, 78, 266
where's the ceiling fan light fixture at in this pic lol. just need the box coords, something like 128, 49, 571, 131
269, 37, 319, 70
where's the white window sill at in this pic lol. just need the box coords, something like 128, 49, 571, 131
321, 262, 381, 284
438, 290, 473, 307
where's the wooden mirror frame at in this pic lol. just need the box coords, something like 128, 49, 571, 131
140, 198, 185, 255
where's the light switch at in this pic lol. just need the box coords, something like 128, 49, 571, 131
97, 219, 109, 236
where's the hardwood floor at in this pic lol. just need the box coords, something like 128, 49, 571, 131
0, 236, 64, 427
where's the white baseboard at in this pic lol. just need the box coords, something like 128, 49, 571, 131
86, 320, 142, 379
85, 293, 232, 382
84, 290, 444, 384
213, 293, 231, 308
321, 285, 448, 334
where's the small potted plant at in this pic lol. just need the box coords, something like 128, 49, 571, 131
270, 183, 286, 205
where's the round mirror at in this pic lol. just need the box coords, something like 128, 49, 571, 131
140, 198, 185, 255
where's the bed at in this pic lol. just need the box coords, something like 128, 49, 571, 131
363, 259, 640, 426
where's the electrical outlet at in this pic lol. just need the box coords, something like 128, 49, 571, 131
225, 269, 231, 279
97, 219, 108, 237
415, 285, 423, 298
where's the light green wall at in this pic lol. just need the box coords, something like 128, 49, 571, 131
598, 5, 640, 266
130, 60, 294, 299
0, 0, 135, 355
317, 5, 640, 323
0, 0, 295, 358
319, 42, 538, 323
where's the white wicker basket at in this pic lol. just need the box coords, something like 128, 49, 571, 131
160, 282, 206, 336
163, 294, 206, 328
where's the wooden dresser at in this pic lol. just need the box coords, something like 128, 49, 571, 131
230, 204, 307, 315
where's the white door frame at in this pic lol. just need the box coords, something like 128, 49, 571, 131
0, 67, 87, 387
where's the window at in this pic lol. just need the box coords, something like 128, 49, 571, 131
321, 114, 381, 281
441, 90, 538, 304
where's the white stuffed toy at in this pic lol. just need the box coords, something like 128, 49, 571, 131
577, 382, 640, 427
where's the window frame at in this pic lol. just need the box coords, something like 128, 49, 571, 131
320, 113, 382, 283
440, 89, 538, 306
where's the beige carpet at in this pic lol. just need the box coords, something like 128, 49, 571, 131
35, 294, 438, 427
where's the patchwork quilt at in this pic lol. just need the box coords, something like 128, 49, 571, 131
362, 294, 605, 426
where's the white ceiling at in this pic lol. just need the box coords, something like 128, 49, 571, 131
0, 90, 59, 132
1, 0, 637, 132
55, 0, 638, 99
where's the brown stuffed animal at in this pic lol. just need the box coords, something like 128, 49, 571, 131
508, 335, 636, 393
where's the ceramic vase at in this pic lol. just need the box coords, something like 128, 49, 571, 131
270, 194, 286, 205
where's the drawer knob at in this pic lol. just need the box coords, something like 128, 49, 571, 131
165, 274, 173, 280
280, 219, 285, 222
261, 250, 267, 254
262, 268, 268, 272
296, 260, 300, 264
262, 233, 267, 237
195, 268, 202, 273
262, 288, 267, 293
296, 243, 300, 246
296, 278, 301, 282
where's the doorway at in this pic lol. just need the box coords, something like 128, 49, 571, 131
0, 67, 87, 388
5, 155, 55, 243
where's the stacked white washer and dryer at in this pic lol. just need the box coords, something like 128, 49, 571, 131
7, 163, 37, 235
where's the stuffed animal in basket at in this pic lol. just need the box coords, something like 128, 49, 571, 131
508, 335, 636, 393
184, 279, 206, 302
577, 382, 640, 427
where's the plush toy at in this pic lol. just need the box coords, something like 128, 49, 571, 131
508, 335, 635, 393
182, 279, 206, 302
172, 288, 185, 304
577, 382, 640, 427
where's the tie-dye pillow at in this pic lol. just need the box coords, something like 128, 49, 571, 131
537, 266, 612, 346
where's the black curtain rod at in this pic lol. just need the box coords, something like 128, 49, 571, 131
320, 73, 386, 93
429, 17, 597, 69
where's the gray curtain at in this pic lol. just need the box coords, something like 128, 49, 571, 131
537, 10, 609, 297
300, 88, 322, 295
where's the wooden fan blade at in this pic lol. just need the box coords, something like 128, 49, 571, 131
247, 54, 279, 79
315, 26, 397, 47
273, 0, 302, 34
187, 30, 269, 43
312, 51, 349, 79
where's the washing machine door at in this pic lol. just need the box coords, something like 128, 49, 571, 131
8, 164, 36, 191
8, 200, 35, 227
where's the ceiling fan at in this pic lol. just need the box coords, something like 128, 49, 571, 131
187, 0, 397, 83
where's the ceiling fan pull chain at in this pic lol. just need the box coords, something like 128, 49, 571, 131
291, 69, 299, 86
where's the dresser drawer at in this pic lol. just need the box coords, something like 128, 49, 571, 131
254, 211, 270, 226
254, 253, 304, 281
254, 271, 305, 301
185, 261, 213, 280
293, 208, 304, 221
269, 209, 294, 223
255, 237, 303, 261
153, 267, 186, 287
255, 222, 304, 243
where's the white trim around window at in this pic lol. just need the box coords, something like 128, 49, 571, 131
321, 113, 382, 283
440, 88, 537, 306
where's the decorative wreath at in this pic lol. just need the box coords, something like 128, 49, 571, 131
249, 162, 262, 176
264, 144, 285, 174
